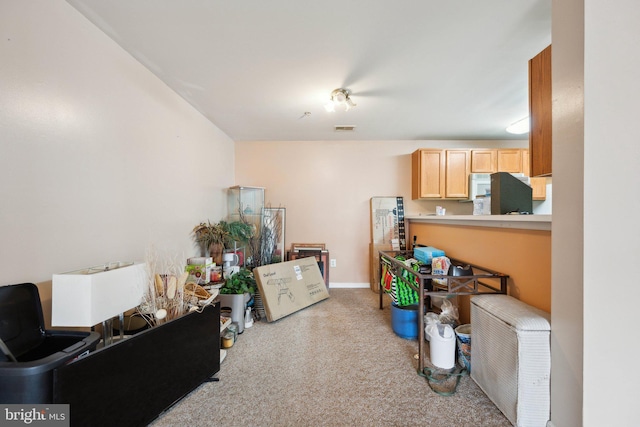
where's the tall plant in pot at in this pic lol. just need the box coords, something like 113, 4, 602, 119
219, 268, 256, 333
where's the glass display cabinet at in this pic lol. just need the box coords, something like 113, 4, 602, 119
227, 186, 265, 267
227, 186, 265, 229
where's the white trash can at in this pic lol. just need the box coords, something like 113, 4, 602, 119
426, 323, 456, 369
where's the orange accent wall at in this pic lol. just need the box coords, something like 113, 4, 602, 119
408, 221, 551, 322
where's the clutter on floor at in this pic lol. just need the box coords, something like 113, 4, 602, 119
378, 246, 509, 396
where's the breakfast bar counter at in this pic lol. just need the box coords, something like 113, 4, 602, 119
405, 214, 551, 322
405, 214, 551, 231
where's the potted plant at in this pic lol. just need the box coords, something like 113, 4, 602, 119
220, 267, 256, 295
219, 267, 256, 334
220, 220, 254, 249
192, 221, 228, 265
220, 220, 254, 266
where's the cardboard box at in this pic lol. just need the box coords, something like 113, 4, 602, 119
370, 243, 393, 292
253, 257, 330, 322
186, 257, 213, 284
370, 197, 406, 247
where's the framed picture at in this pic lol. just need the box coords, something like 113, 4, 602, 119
290, 243, 326, 251
263, 207, 286, 263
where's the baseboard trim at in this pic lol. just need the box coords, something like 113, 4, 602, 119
328, 283, 370, 289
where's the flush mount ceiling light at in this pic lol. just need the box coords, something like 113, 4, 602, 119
506, 116, 530, 134
324, 88, 356, 112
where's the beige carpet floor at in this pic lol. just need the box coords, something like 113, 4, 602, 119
149, 288, 510, 427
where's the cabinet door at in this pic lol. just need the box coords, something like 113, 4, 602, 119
497, 149, 523, 173
529, 45, 552, 176
521, 149, 531, 176
412, 149, 445, 199
471, 149, 497, 173
444, 150, 470, 198
530, 177, 547, 200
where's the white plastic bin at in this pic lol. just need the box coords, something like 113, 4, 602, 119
426, 323, 456, 369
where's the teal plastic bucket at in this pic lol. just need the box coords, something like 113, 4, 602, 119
391, 303, 419, 339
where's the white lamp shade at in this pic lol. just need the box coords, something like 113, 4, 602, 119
52, 262, 147, 327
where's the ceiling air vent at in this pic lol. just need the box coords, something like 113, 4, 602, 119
334, 125, 356, 132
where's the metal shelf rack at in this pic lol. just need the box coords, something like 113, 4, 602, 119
378, 249, 508, 373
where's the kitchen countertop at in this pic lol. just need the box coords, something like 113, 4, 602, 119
405, 214, 551, 231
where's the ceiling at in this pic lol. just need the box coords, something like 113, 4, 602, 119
66, 0, 551, 142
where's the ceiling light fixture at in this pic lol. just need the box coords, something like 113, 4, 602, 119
324, 88, 356, 112
506, 116, 530, 134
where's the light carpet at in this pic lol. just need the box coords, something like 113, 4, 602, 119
149, 289, 510, 427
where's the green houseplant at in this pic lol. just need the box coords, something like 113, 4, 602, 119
219, 267, 256, 334
220, 220, 254, 250
220, 268, 256, 295
192, 220, 254, 266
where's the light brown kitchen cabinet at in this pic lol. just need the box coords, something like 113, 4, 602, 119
530, 177, 547, 200
411, 149, 469, 199
521, 149, 530, 176
411, 149, 445, 199
444, 149, 470, 198
413, 148, 544, 200
471, 149, 497, 173
529, 45, 552, 176
522, 149, 546, 200
497, 149, 523, 173
471, 149, 526, 173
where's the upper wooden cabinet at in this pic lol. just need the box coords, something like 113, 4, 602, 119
471, 149, 526, 174
413, 148, 545, 200
530, 177, 547, 200
497, 149, 523, 173
529, 45, 552, 176
470, 150, 497, 173
444, 149, 470, 198
412, 149, 445, 199
412, 149, 469, 199
521, 149, 530, 176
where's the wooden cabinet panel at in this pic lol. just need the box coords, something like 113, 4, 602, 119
412, 149, 469, 199
472, 149, 528, 174
497, 149, 523, 173
411, 149, 445, 199
444, 149, 470, 198
529, 45, 552, 176
530, 177, 547, 200
471, 150, 497, 173
521, 149, 531, 177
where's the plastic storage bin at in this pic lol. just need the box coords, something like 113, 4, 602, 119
0, 283, 100, 403
390, 303, 418, 339
413, 246, 445, 264
426, 323, 456, 369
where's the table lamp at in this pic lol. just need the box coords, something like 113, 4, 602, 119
52, 261, 147, 346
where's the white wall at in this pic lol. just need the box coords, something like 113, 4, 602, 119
0, 1, 235, 287
583, 0, 640, 425
552, 0, 640, 426
551, 0, 584, 425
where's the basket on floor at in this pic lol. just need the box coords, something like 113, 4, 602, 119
419, 359, 468, 396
